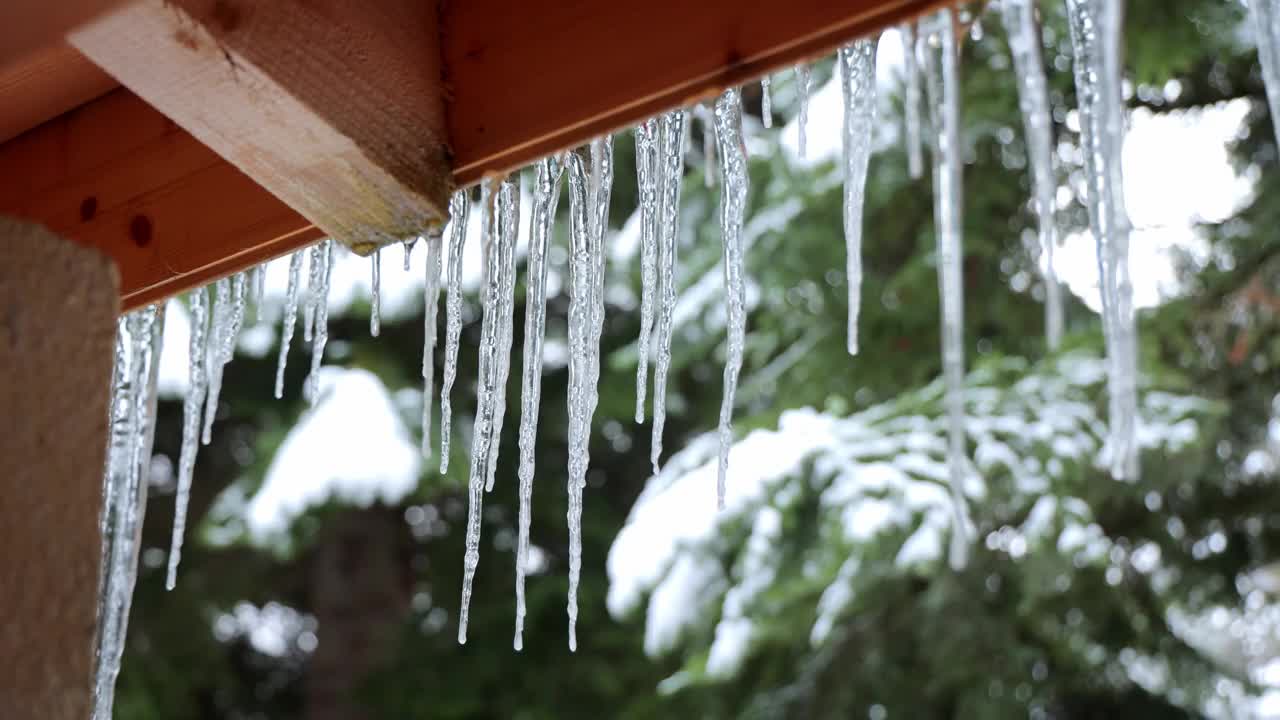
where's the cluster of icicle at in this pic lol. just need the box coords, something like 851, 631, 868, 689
96, 0, 1280, 709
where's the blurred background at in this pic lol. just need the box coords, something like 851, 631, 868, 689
115, 0, 1280, 717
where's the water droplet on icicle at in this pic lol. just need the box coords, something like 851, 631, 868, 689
838, 39, 877, 357
923, 9, 973, 570
1066, 0, 1139, 480
1001, 0, 1064, 350
514, 156, 565, 651
439, 191, 471, 475
713, 88, 749, 511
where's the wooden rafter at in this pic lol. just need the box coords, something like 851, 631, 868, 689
1, 0, 955, 311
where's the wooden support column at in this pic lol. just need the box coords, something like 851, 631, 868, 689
0, 217, 119, 719
68, 0, 453, 254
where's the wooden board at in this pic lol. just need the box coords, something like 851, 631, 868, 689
69, 0, 452, 255
0, 89, 323, 310
1, 0, 954, 310
0, 43, 116, 145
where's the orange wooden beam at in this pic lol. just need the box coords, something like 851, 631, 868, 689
1, 0, 955, 312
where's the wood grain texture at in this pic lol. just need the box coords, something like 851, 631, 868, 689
443, 0, 953, 184
69, 0, 451, 255
0, 43, 117, 145
0, 0, 124, 69
0, 217, 119, 720
0, 89, 322, 311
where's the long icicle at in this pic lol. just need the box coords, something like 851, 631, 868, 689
167, 286, 210, 590
901, 23, 925, 180
92, 305, 164, 720
588, 135, 613, 421
796, 64, 813, 158
924, 9, 973, 570
274, 251, 305, 399
839, 39, 878, 356
1002, 0, 1064, 350
514, 157, 565, 651
422, 230, 445, 458
439, 191, 471, 474
1252, 0, 1280, 151
650, 109, 688, 474
484, 179, 521, 492
634, 119, 661, 423
458, 179, 502, 644
565, 149, 595, 652
305, 239, 334, 406
1066, 0, 1138, 480
713, 88, 749, 511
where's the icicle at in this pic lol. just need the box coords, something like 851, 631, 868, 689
305, 239, 334, 406
761, 76, 774, 129
458, 179, 505, 644
439, 191, 471, 474
421, 232, 444, 458
92, 305, 164, 720
274, 251, 305, 399
635, 119, 661, 423
650, 109, 687, 474
250, 263, 267, 322
901, 23, 925, 180
564, 150, 594, 652
796, 63, 813, 158
588, 135, 613, 418
514, 157, 565, 650
1067, 0, 1138, 480
699, 104, 717, 188
370, 248, 382, 337
1002, 0, 1064, 350
713, 88, 749, 511
304, 244, 323, 343
924, 10, 973, 570
484, 179, 521, 493
167, 287, 209, 590
838, 39, 878, 357
200, 278, 231, 445
403, 236, 416, 271
1252, 0, 1280, 151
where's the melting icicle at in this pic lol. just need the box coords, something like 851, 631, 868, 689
761, 76, 774, 129
167, 287, 209, 590
588, 136, 613, 417
634, 119, 660, 423
484, 179, 521, 493
564, 150, 594, 652
1252, 0, 1280, 151
650, 109, 687, 474
439, 191, 471, 474
275, 251, 305, 399
305, 240, 334, 406
1002, 0, 1064, 350
370, 248, 382, 337
713, 88, 749, 511
421, 232, 444, 458
796, 63, 813, 158
901, 23, 925, 180
1067, 0, 1138, 480
838, 39, 877, 357
304, 244, 323, 343
201, 278, 231, 444
924, 9, 973, 570
514, 157, 565, 650
458, 179, 505, 644
93, 305, 164, 720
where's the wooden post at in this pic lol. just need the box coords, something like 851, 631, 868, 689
68, 0, 453, 255
0, 217, 119, 719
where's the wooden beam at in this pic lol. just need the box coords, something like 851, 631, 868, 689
0, 89, 322, 311
0, 43, 116, 145
443, 0, 954, 184
1, 0, 952, 311
0, 217, 118, 719
68, 0, 452, 255
0, 0, 123, 69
